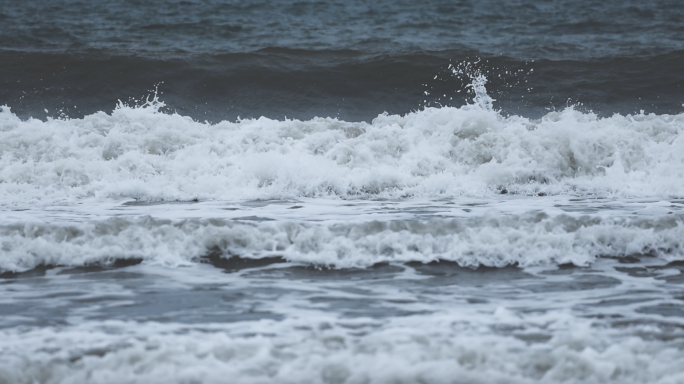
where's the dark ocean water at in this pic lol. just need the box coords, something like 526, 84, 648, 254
2, 1, 684, 383
1, 0, 683, 122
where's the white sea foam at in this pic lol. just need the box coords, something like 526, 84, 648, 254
2, 212, 683, 272
4, 76, 684, 384
1, 89, 684, 206
1, 313, 682, 384
2, 82, 684, 271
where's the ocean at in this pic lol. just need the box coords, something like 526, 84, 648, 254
1, 0, 684, 383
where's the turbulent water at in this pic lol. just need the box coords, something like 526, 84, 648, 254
2, 1, 684, 383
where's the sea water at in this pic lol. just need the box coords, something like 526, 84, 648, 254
1, 1, 684, 383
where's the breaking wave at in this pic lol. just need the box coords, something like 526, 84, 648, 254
1, 78, 683, 207
2, 212, 684, 272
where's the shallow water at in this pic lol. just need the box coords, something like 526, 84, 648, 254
2, 197, 684, 383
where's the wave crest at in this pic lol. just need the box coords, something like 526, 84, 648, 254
1, 94, 684, 205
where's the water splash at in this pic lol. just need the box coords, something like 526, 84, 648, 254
448, 61, 497, 111
116, 83, 166, 113
467, 75, 494, 111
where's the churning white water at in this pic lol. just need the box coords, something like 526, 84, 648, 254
1, 78, 684, 384
2, 79, 683, 208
